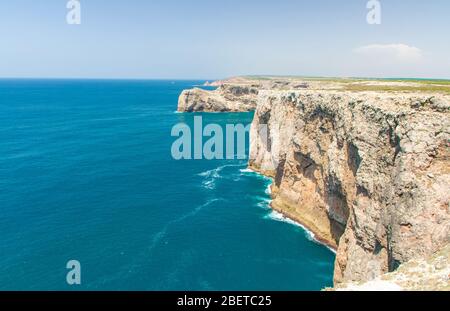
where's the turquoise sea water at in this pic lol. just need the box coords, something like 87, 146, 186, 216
0, 80, 335, 290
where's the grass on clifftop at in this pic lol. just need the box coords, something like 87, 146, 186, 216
343, 84, 450, 95
243, 76, 450, 94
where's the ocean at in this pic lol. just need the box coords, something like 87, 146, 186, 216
0, 79, 335, 290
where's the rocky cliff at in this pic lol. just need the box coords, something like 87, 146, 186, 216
178, 77, 450, 287
177, 76, 321, 112
177, 83, 259, 112
249, 90, 449, 284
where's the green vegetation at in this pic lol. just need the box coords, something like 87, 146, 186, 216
242, 75, 450, 94
343, 84, 450, 95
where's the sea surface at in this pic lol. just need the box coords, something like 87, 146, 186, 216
0, 79, 335, 290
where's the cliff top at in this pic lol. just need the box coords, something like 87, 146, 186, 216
333, 244, 450, 291
180, 76, 450, 113
208, 76, 450, 95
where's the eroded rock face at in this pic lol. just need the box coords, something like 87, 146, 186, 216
249, 91, 450, 284
177, 84, 259, 112
177, 77, 318, 112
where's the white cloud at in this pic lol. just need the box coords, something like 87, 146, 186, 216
353, 44, 423, 63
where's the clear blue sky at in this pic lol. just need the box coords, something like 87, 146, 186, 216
0, 0, 449, 79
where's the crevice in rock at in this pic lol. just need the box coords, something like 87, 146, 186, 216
347, 142, 362, 176
294, 152, 318, 184
309, 106, 336, 132
356, 185, 370, 198
373, 240, 383, 255
275, 157, 286, 187
388, 123, 401, 163
325, 174, 350, 243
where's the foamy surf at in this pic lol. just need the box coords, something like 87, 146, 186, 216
239, 167, 273, 184
256, 201, 272, 209
239, 168, 255, 173
265, 211, 336, 254
198, 163, 246, 190
198, 164, 244, 178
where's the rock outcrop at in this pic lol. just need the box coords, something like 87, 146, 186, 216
334, 244, 450, 291
177, 76, 340, 112
178, 84, 259, 112
178, 77, 450, 288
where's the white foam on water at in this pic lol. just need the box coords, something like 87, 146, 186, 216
252, 195, 272, 203
251, 193, 272, 210
257, 200, 272, 210
199, 164, 245, 177
198, 168, 221, 178
202, 179, 216, 190
239, 168, 273, 185
198, 163, 246, 190
239, 168, 255, 173
265, 210, 336, 254
199, 169, 220, 190
266, 210, 312, 233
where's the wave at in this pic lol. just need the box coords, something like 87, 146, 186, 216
198, 163, 246, 190
198, 169, 221, 178
266, 210, 312, 233
256, 200, 272, 210
250, 195, 272, 202
240, 168, 273, 196
199, 167, 223, 190
199, 163, 246, 177
243, 168, 336, 254
265, 184, 272, 195
240, 167, 273, 180
239, 168, 255, 173
265, 211, 336, 254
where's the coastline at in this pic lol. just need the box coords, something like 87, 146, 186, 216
178, 76, 450, 288
269, 202, 338, 254
246, 166, 338, 254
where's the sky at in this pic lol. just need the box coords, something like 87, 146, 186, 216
0, 0, 449, 79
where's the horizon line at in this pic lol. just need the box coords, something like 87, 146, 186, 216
0, 76, 449, 82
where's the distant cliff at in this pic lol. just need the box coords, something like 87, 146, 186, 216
178, 83, 259, 112
177, 76, 316, 112
178, 77, 450, 289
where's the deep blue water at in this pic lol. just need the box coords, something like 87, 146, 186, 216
0, 79, 335, 290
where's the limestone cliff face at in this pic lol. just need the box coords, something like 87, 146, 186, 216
177, 84, 259, 112
249, 91, 450, 284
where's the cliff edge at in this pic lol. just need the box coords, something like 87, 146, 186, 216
178, 77, 450, 288
177, 82, 259, 112
334, 244, 450, 291
249, 90, 449, 285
